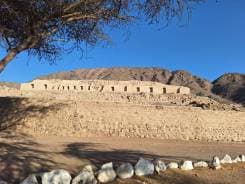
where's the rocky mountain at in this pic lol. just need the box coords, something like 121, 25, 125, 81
38, 67, 244, 105
212, 73, 245, 105
0, 82, 20, 89
38, 68, 214, 95
39, 68, 211, 94
1, 67, 243, 105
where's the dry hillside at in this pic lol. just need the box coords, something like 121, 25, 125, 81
38, 67, 244, 105
212, 73, 245, 105
0, 82, 20, 89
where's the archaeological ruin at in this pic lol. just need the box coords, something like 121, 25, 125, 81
20, 79, 190, 95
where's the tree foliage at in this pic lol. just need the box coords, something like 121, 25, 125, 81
0, 0, 203, 72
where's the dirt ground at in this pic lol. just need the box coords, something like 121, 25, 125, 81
0, 131, 245, 184
0, 93, 245, 184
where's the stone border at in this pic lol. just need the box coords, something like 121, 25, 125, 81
17, 154, 245, 184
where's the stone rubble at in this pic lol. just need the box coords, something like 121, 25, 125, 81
220, 154, 233, 164
240, 155, 245, 162
212, 156, 221, 170
20, 174, 39, 184
153, 158, 167, 174
180, 161, 194, 171
135, 158, 154, 176
116, 163, 134, 179
167, 162, 179, 169
72, 165, 97, 184
97, 162, 117, 183
232, 156, 241, 163
194, 161, 209, 168
42, 169, 72, 184
18, 153, 245, 184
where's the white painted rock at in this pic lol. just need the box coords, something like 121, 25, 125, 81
154, 159, 167, 174
194, 161, 209, 168
240, 155, 245, 162
212, 156, 221, 170
180, 161, 194, 171
221, 154, 232, 164
20, 175, 39, 184
167, 162, 179, 169
42, 169, 72, 184
116, 163, 134, 179
97, 162, 116, 183
72, 165, 97, 184
135, 158, 154, 176
234, 156, 241, 162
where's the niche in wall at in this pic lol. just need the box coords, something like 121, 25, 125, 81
124, 86, 127, 92
149, 87, 153, 93
177, 88, 181, 93
137, 87, 140, 92
163, 88, 166, 94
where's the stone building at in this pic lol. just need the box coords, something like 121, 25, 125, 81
20, 79, 190, 95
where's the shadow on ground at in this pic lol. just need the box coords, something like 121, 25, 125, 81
0, 97, 65, 131
0, 97, 244, 184
1, 133, 244, 184
0, 132, 58, 184
62, 142, 201, 167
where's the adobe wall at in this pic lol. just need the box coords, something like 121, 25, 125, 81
20, 79, 190, 95
19, 100, 245, 142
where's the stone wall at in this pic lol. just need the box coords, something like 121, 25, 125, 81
20, 79, 190, 95
18, 98, 245, 142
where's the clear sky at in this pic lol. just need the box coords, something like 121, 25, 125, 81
0, 0, 244, 83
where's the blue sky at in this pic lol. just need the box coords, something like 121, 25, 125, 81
0, 0, 244, 83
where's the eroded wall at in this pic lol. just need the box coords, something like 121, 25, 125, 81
20, 79, 190, 95
19, 100, 245, 142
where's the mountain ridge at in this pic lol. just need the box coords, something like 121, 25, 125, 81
0, 67, 244, 105
37, 67, 244, 105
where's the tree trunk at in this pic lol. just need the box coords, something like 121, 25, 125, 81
0, 49, 19, 73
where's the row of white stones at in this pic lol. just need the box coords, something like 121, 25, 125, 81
17, 154, 245, 184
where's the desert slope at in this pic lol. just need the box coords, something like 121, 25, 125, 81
1, 67, 244, 105
38, 67, 212, 94
38, 67, 245, 105
212, 73, 245, 105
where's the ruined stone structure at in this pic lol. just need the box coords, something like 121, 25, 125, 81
20, 79, 190, 95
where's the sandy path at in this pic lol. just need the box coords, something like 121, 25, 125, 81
0, 132, 245, 183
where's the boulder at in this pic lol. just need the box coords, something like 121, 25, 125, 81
180, 161, 194, 171
153, 159, 167, 174
42, 169, 71, 184
167, 162, 179, 169
212, 156, 221, 170
135, 158, 154, 176
20, 175, 39, 184
72, 165, 97, 184
97, 162, 116, 183
194, 161, 208, 168
220, 154, 232, 164
240, 155, 245, 162
116, 163, 134, 179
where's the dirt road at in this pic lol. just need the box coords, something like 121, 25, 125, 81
1, 131, 245, 184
